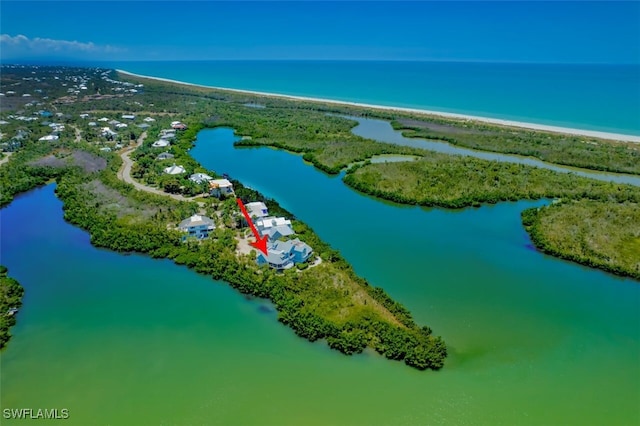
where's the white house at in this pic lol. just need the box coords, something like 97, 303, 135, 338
178, 214, 215, 240
246, 201, 269, 218
208, 179, 234, 197
38, 135, 59, 141
101, 127, 117, 137
152, 139, 170, 148
98, 117, 109, 122
255, 216, 294, 240
164, 164, 186, 175
189, 173, 213, 184
79, 113, 90, 119
143, 117, 156, 122
115, 123, 128, 129
121, 114, 136, 120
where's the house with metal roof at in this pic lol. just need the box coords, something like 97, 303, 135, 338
163, 164, 186, 175
189, 173, 213, 184
256, 238, 313, 269
209, 179, 234, 197
256, 216, 294, 240
178, 214, 215, 240
246, 201, 269, 218
152, 139, 170, 148
156, 152, 174, 161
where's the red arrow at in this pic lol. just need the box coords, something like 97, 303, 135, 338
236, 198, 269, 255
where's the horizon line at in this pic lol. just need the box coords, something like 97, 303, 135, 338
3, 58, 639, 66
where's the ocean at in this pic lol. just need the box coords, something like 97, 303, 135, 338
109, 60, 640, 136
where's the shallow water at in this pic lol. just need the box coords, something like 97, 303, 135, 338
1, 128, 638, 425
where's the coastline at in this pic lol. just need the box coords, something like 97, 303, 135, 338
117, 69, 640, 143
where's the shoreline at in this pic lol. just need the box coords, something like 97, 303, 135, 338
117, 69, 640, 143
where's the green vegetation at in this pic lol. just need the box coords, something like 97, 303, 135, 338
0, 67, 447, 370
343, 155, 640, 208
389, 118, 640, 175
522, 201, 640, 279
2, 64, 638, 371
52, 155, 447, 370
0, 266, 25, 349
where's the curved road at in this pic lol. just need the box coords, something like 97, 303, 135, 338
117, 132, 200, 202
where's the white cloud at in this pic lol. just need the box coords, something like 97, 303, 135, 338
0, 34, 124, 58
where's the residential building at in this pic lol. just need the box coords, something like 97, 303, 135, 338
256, 216, 294, 240
178, 214, 215, 240
163, 164, 186, 175
152, 139, 170, 148
246, 201, 269, 218
122, 114, 136, 120
156, 152, 174, 160
209, 179, 234, 197
38, 134, 59, 141
143, 117, 156, 122
256, 238, 313, 270
189, 173, 213, 184
101, 127, 117, 137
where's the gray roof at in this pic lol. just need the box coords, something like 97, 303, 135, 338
265, 225, 294, 239
272, 238, 312, 255
189, 173, 213, 183
257, 250, 294, 269
156, 152, 174, 160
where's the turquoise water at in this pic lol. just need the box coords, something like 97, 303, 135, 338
1, 125, 639, 424
111, 60, 640, 135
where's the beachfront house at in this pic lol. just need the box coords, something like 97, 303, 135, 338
256, 238, 313, 270
209, 179, 234, 197
163, 164, 186, 175
189, 173, 213, 184
255, 216, 294, 241
178, 214, 215, 240
246, 201, 269, 218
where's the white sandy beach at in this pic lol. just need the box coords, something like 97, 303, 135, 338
117, 69, 640, 143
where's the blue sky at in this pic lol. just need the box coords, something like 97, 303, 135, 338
1, 1, 639, 63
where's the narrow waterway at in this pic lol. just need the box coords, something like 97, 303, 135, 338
1, 128, 638, 425
347, 116, 640, 186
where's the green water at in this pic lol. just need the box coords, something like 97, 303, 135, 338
1, 128, 639, 425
